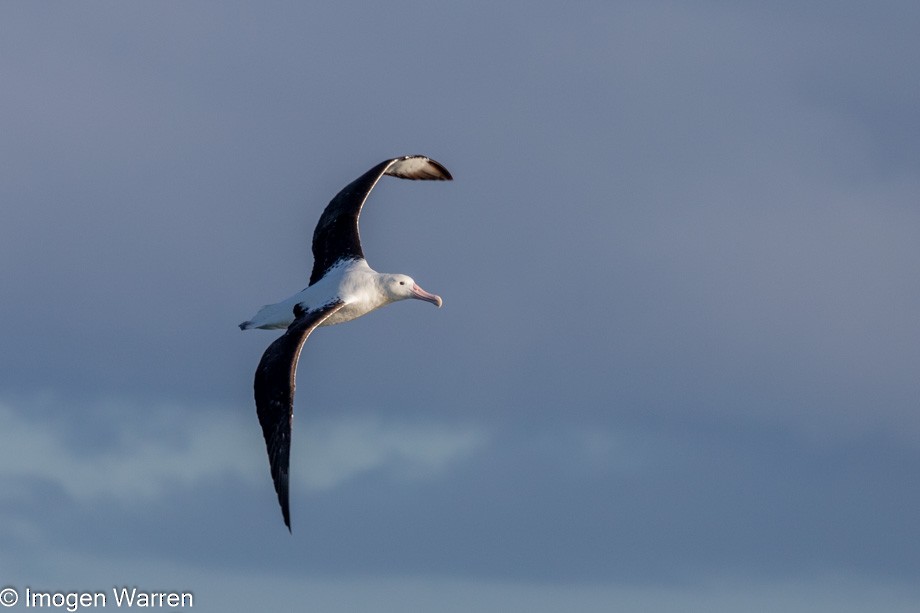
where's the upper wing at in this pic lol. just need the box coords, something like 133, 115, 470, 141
253, 300, 346, 530
309, 155, 452, 285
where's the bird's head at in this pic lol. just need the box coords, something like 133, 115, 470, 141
383, 274, 443, 307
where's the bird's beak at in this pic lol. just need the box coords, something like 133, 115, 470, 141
412, 283, 443, 308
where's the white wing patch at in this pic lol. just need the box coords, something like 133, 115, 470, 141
385, 156, 452, 181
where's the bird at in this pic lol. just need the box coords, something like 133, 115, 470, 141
240, 155, 452, 530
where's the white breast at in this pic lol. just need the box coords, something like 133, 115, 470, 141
240, 259, 389, 330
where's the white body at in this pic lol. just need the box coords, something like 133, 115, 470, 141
241, 259, 440, 330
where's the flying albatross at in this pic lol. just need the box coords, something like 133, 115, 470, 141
240, 155, 452, 530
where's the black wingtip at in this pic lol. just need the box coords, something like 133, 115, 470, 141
275, 476, 292, 532
273, 466, 292, 532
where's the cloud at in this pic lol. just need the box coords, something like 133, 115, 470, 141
299, 413, 488, 489
0, 400, 488, 503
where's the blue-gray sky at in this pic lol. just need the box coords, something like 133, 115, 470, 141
2, 1, 919, 611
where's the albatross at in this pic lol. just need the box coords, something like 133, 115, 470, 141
240, 155, 452, 530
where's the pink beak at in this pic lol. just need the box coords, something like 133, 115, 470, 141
412, 283, 443, 307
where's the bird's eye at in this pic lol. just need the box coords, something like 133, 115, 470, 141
399, 281, 405, 285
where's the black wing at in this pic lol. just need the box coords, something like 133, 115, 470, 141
309, 155, 452, 285
253, 300, 346, 530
